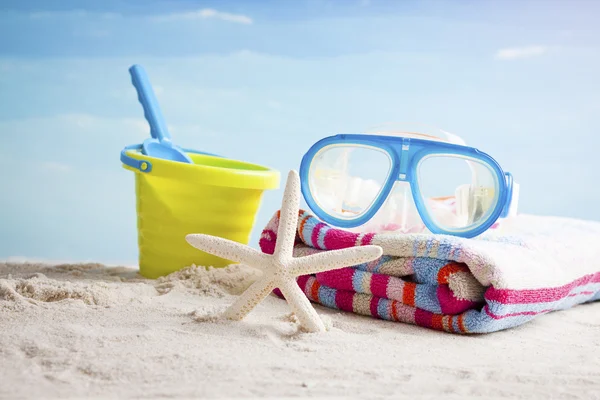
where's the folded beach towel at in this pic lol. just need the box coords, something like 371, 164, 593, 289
259, 210, 600, 334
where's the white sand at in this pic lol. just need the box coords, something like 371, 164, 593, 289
1, 262, 599, 400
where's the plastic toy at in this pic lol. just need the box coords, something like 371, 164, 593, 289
120, 64, 280, 278
129, 64, 194, 163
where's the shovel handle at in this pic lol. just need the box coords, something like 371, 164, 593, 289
129, 64, 171, 143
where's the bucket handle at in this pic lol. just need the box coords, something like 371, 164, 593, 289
120, 144, 221, 173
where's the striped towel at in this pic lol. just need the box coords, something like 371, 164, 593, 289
259, 210, 600, 334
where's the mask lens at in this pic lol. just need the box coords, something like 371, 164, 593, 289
417, 155, 499, 231
308, 144, 391, 220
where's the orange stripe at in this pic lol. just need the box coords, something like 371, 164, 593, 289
432, 314, 444, 331
402, 282, 416, 307
391, 301, 398, 321
310, 279, 321, 301
298, 213, 310, 243
447, 315, 455, 333
458, 314, 466, 333
437, 262, 466, 284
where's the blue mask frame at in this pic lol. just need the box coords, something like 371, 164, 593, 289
299, 134, 515, 238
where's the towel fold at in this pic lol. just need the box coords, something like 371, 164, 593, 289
259, 210, 600, 334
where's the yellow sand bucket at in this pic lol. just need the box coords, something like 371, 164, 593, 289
120, 144, 280, 278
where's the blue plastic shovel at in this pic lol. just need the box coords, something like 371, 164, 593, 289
128, 64, 193, 164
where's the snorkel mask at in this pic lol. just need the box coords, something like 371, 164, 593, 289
299, 127, 519, 238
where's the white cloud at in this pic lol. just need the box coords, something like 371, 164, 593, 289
494, 46, 548, 60
148, 8, 253, 24
27, 8, 251, 25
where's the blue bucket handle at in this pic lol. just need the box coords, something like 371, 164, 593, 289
120, 144, 220, 173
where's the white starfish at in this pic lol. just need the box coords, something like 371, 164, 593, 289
185, 170, 383, 333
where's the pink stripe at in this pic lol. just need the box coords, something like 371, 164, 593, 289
258, 229, 277, 255
336, 290, 355, 312
484, 290, 598, 320
485, 271, 600, 304
324, 228, 360, 250
386, 278, 404, 301
369, 297, 379, 317
366, 259, 379, 272
437, 285, 477, 315
370, 274, 390, 298
484, 305, 552, 320
297, 275, 311, 291
407, 258, 415, 274
362, 233, 375, 245
394, 302, 416, 324
316, 268, 355, 291
415, 308, 433, 328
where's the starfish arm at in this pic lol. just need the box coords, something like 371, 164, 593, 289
288, 245, 383, 275
222, 275, 277, 321
277, 278, 326, 333
274, 170, 301, 258
185, 234, 269, 269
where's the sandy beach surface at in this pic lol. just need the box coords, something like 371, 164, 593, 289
1, 261, 599, 400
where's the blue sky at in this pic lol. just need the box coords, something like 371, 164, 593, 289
1, 0, 599, 265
